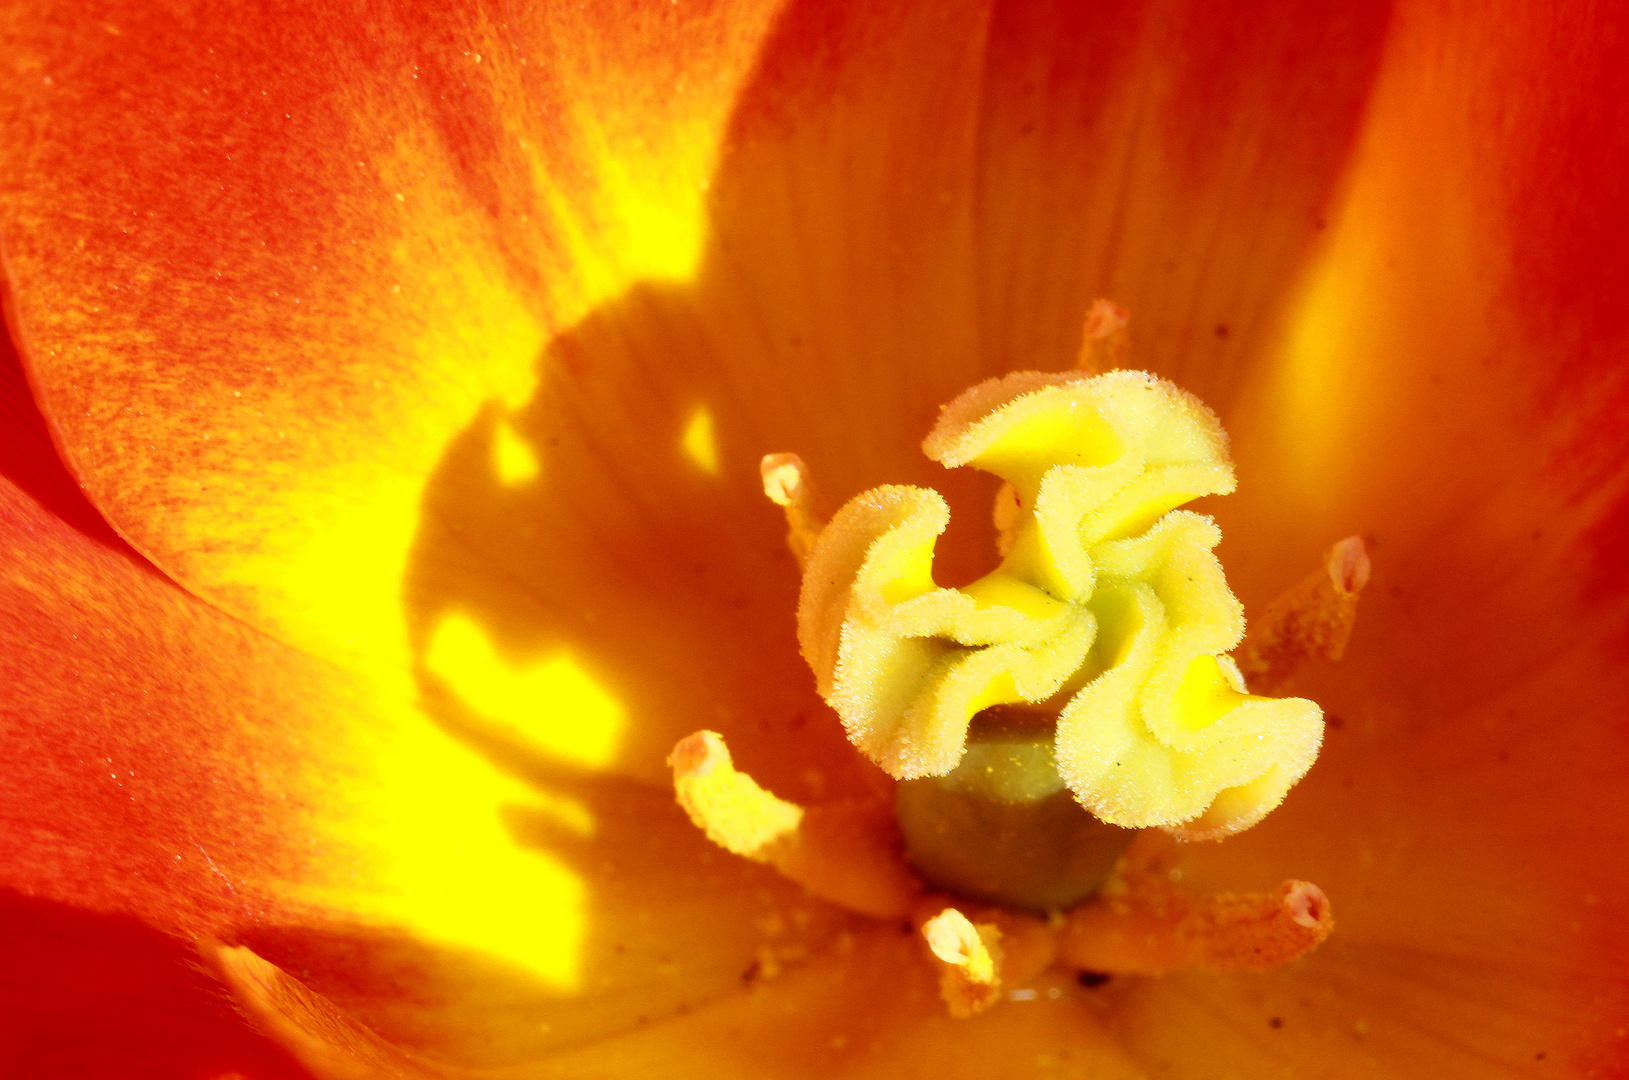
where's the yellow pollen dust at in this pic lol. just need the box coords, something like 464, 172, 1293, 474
796, 369, 1323, 839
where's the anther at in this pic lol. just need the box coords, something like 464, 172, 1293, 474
760, 452, 824, 568
1236, 535, 1371, 694
1076, 298, 1129, 372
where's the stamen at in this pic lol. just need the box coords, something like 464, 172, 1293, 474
921, 907, 1003, 1017
1076, 298, 1129, 373
673, 332, 1356, 1015
669, 730, 922, 918
917, 900, 1059, 1017
924, 907, 998, 980
1236, 535, 1371, 694
1057, 834, 1333, 975
760, 452, 824, 568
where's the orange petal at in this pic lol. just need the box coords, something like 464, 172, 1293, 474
0, 0, 786, 682
0, 321, 126, 551
0, 452, 886, 1065
209, 942, 452, 1080
0, 464, 363, 934
1198, 3, 1629, 1068
13, 0, 1629, 1075
1224, 2, 1629, 603
0, 362, 877, 1067
218, 927, 1148, 1080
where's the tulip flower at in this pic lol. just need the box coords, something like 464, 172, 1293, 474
2, 0, 1626, 1077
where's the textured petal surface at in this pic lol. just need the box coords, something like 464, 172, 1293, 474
0, 0, 785, 678
219, 926, 1153, 1080
9, 0, 1628, 1076
0, 460, 361, 936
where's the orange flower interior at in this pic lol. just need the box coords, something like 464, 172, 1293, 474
673, 323, 1363, 1016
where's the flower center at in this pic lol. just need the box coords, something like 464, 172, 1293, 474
670, 314, 1364, 1014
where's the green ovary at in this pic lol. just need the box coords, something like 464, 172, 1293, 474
895, 710, 1134, 911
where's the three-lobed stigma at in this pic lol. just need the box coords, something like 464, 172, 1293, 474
798, 369, 1322, 841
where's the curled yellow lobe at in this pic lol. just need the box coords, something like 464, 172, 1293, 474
797, 370, 1323, 839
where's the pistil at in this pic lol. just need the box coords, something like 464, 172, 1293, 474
669, 303, 1367, 1016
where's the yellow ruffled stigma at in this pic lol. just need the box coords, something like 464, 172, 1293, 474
797, 369, 1323, 839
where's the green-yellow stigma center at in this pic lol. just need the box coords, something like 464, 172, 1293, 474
796, 369, 1324, 901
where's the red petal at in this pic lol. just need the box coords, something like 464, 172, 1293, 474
0, 460, 355, 933
0, 893, 308, 1080
0, 311, 124, 550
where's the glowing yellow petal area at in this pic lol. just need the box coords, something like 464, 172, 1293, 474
680, 404, 721, 476
306, 715, 589, 991
798, 369, 1322, 836
271, 609, 627, 997
424, 612, 623, 769
492, 417, 541, 487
